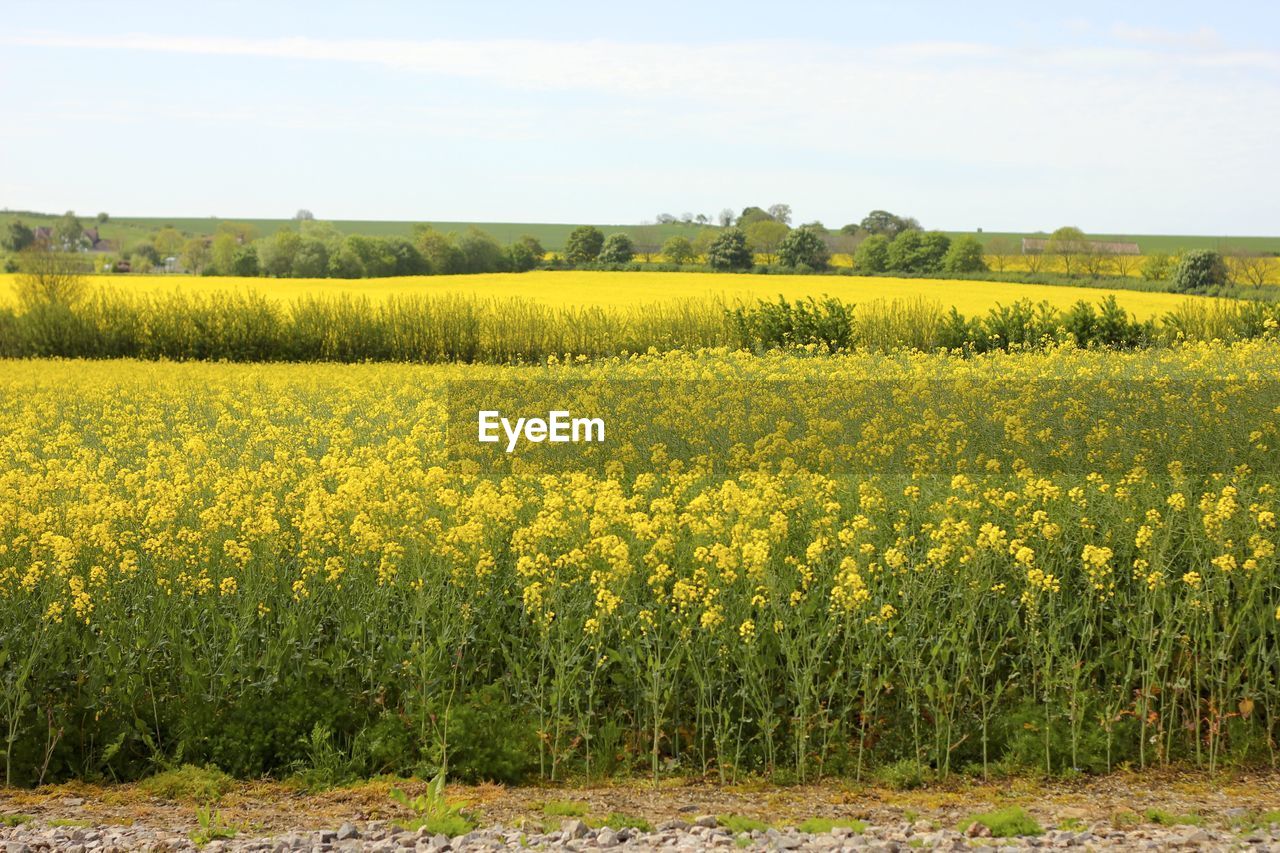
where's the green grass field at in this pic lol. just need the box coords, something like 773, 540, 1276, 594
4, 209, 1277, 255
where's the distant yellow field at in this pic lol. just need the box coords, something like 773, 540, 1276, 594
0, 270, 1211, 320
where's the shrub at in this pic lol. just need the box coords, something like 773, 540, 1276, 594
564, 226, 605, 264
960, 807, 1043, 838
796, 817, 867, 834
543, 800, 589, 817
873, 758, 931, 790
777, 227, 830, 269
886, 230, 950, 273
718, 815, 769, 833
140, 764, 235, 803
598, 233, 636, 264
1171, 249, 1228, 293
851, 234, 889, 273
505, 241, 538, 272
705, 228, 754, 270
943, 236, 988, 273
661, 235, 696, 265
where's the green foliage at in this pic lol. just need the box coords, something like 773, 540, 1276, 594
777, 227, 830, 269
960, 807, 1042, 838
661, 235, 696, 265
141, 764, 235, 803
564, 226, 605, 264
886, 230, 950, 273
542, 800, 589, 817
736, 206, 775, 228
1143, 809, 1202, 826
598, 233, 636, 264
390, 771, 477, 836
873, 758, 931, 790
1141, 252, 1174, 281
0, 814, 33, 826
942, 236, 988, 273
705, 228, 754, 270
718, 814, 769, 833
433, 685, 540, 783
796, 817, 867, 833
505, 241, 538, 272
851, 234, 889, 273
592, 813, 651, 832
744, 220, 790, 263
457, 228, 505, 274
860, 210, 919, 239
190, 807, 239, 846
2, 221, 35, 253
1171, 249, 1228, 293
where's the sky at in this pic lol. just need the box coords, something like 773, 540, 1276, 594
1, 0, 1278, 235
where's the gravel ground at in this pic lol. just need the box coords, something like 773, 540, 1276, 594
4, 773, 1280, 851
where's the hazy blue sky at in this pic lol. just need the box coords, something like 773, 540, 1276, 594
2, 0, 1277, 233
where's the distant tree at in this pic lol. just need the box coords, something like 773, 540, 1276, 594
1079, 243, 1114, 278
564, 225, 605, 264
96, 212, 109, 224
216, 221, 257, 243
799, 220, 827, 234
13, 246, 88, 309
325, 241, 362, 278
1224, 246, 1275, 287
655, 213, 677, 224
2, 220, 35, 253
211, 232, 239, 274
344, 235, 397, 277
416, 227, 465, 275
737, 206, 773, 228
259, 229, 301, 277
705, 228, 753, 270
695, 213, 709, 225
153, 227, 184, 258
942, 235, 988, 273
181, 238, 212, 274
887, 230, 950, 273
383, 236, 429, 276
766, 203, 793, 225
505, 241, 538, 272
457, 228, 505, 274
744, 220, 790, 264
777, 226, 830, 269
1046, 226, 1087, 275
839, 223, 862, 236
661, 235, 696, 265
55, 211, 84, 250
852, 234, 890, 273
680, 212, 695, 224
631, 225, 663, 262
598, 232, 636, 264
230, 245, 260, 277
1110, 250, 1140, 278
1171, 250, 1228, 293
984, 236, 1017, 272
1141, 252, 1174, 281
518, 235, 545, 261
717, 208, 735, 227
130, 241, 161, 267
860, 210, 919, 240
692, 227, 719, 261
294, 209, 315, 221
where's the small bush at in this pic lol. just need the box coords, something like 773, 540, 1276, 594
796, 817, 867, 834
960, 806, 1043, 838
1, 814, 33, 826
140, 764, 235, 803
592, 813, 652, 832
543, 800, 589, 817
1143, 809, 1202, 826
874, 758, 931, 791
1171, 249, 1228, 293
718, 814, 769, 833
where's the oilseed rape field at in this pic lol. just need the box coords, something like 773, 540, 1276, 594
3, 341, 1280, 788
0, 271, 1210, 319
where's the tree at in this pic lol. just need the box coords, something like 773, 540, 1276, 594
887, 230, 950, 273
291, 235, 330, 275
1079, 243, 1114, 278
717, 209, 735, 227
656, 213, 677, 224
458, 228, 504, 273
860, 210, 919, 240
984, 236, 1017, 273
1224, 247, 1275, 287
942, 236, 988, 273
744, 220, 790, 265
852, 234, 890, 273
705, 228, 754, 270
153, 227, 184, 258
383, 236, 429, 276
343, 235, 397, 277
211, 232, 239, 274
564, 226, 605, 264
96, 212, 109, 224
1141, 252, 1174, 281
230, 245, 260, 277
181, 238, 212, 274
661, 235, 696, 265
680, 212, 695, 224
505, 241, 537, 272
294, 209, 315, 221
777, 226, 830, 269
13, 246, 88, 310
518, 235, 545, 261
2, 220, 35, 253
1045, 226, 1087, 275
631, 225, 663, 262
416, 227, 465, 275
259, 229, 301, 277
1171, 250, 1228, 293
766, 203, 793, 225
130, 241, 161, 267
692, 227, 719, 261
55, 211, 84, 250
216, 221, 257, 243
695, 213, 709, 225
598, 232, 635, 264
737, 206, 773, 228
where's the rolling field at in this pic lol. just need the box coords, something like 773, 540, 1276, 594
2, 342, 1279, 788
0, 270, 1215, 319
